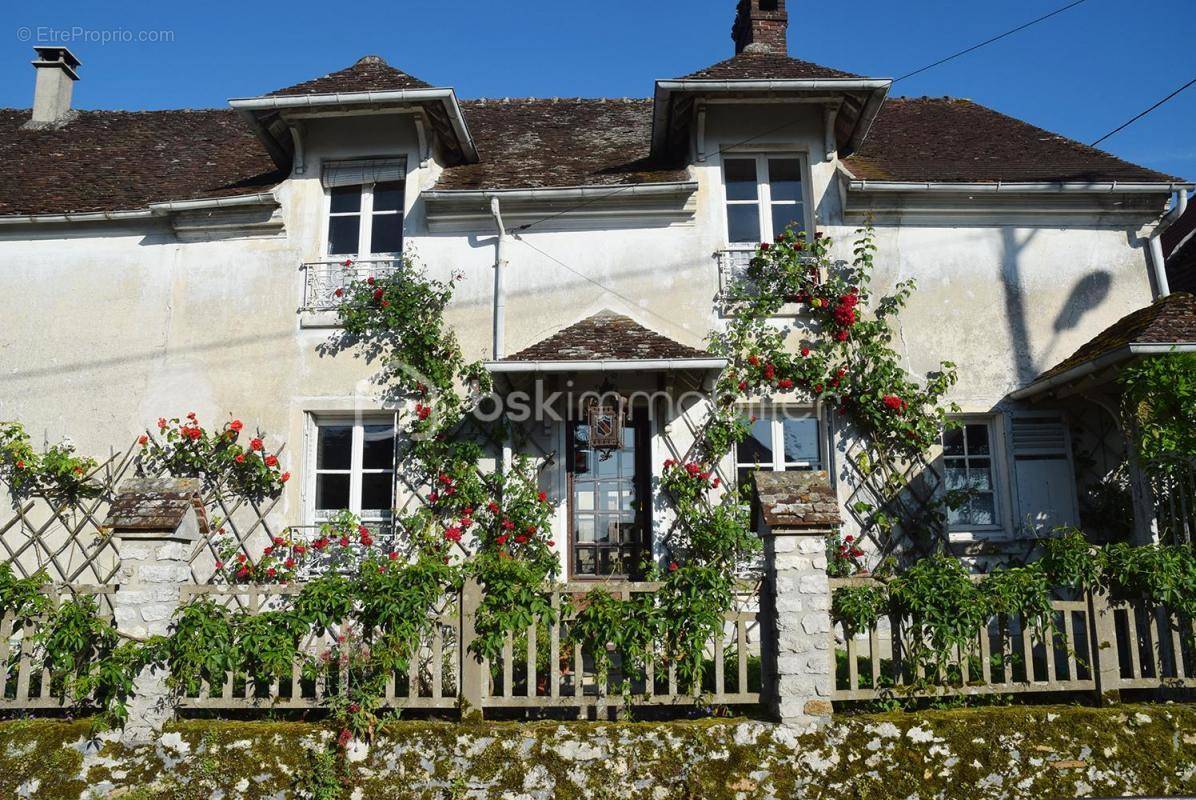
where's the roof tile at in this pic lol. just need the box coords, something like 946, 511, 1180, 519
269, 55, 433, 96
505, 311, 709, 362
680, 52, 861, 80
753, 470, 841, 530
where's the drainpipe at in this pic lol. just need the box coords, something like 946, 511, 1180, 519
489, 196, 508, 360
1148, 190, 1188, 298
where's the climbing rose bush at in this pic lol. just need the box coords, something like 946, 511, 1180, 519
139, 413, 289, 499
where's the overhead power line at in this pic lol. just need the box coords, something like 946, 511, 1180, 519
892, 0, 1090, 84
1090, 76, 1196, 147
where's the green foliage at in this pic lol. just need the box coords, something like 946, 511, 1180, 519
979, 565, 1052, 624
0, 421, 99, 500
1040, 529, 1103, 591
831, 585, 887, 635
1103, 540, 1196, 617
888, 555, 990, 658
0, 563, 50, 621
1119, 352, 1196, 478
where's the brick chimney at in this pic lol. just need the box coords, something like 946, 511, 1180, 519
732, 0, 788, 55
28, 46, 80, 126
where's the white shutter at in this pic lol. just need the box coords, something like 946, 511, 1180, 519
321, 157, 407, 189
1009, 415, 1079, 535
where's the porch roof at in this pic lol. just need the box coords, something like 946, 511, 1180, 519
487, 311, 724, 373
752, 470, 841, 531
1012, 292, 1196, 399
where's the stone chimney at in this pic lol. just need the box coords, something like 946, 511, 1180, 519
28, 46, 80, 126
732, 0, 789, 55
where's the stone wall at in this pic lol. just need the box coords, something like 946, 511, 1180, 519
1, 705, 1192, 800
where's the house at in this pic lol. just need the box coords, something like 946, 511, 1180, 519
1, 0, 1193, 584
1164, 193, 1196, 294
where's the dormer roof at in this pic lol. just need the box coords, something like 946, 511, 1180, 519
268, 55, 433, 96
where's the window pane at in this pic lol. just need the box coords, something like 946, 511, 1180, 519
966, 424, 991, 455
968, 459, 993, 491
370, 212, 404, 254
724, 159, 758, 201
329, 186, 362, 213
360, 472, 393, 512
771, 204, 805, 238
575, 547, 596, 576
727, 204, 761, 243
328, 216, 360, 255
968, 494, 996, 526
362, 424, 395, 469
593, 516, 611, 543
737, 418, 773, 465
944, 460, 968, 491
316, 474, 350, 511
781, 418, 819, 464
768, 159, 803, 202
942, 428, 965, 456
373, 181, 405, 212
317, 425, 352, 470
575, 516, 595, 543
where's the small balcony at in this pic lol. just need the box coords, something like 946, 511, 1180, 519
715, 247, 819, 316
301, 257, 404, 312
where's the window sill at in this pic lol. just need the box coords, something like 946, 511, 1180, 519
299, 309, 343, 329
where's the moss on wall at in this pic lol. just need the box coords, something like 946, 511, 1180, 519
0, 704, 1193, 799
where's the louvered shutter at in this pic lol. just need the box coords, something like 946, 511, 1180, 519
321, 157, 407, 189
1009, 415, 1079, 534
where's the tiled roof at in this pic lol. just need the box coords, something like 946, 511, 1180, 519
269, 55, 433, 96
504, 311, 709, 362
1033, 292, 1196, 383
435, 99, 686, 190
753, 470, 841, 530
0, 108, 281, 216
680, 52, 861, 80
104, 477, 209, 535
844, 97, 1180, 184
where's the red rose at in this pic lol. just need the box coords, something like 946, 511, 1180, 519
836, 330, 849, 342
538, 491, 548, 503
373, 288, 384, 301
284, 558, 296, 569
266, 568, 276, 578
235, 454, 245, 464
429, 490, 439, 503
157, 418, 167, 429
281, 472, 291, 483
138, 435, 149, 446
515, 535, 528, 544
339, 535, 350, 547
250, 438, 264, 451
547, 540, 555, 547
265, 454, 279, 467
801, 346, 811, 357
814, 383, 824, 394
366, 277, 375, 286
882, 395, 904, 411
496, 534, 509, 546
389, 551, 399, 561
229, 419, 244, 432
381, 300, 391, 308
763, 364, 775, 380
487, 502, 500, 514
777, 378, 794, 390
668, 561, 679, 572
215, 561, 224, 569
747, 355, 760, 366
334, 288, 344, 298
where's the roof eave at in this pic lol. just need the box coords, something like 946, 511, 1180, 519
484, 358, 727, 373
846, 180, 1195, 194
650, 78, 892, 158
228, 88, 479, 164
1010, 342, 1196, 400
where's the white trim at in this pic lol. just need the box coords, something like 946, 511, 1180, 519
307, 413, 398, 525
484, 358, 727, 373
0, 192, 279, 226
846, 179, 1193, 194
423, 182, 698, 202
943, 416, 1007, 535
734, 408, 825, 476
720, 152, 812, 245
323, 180, 405, 258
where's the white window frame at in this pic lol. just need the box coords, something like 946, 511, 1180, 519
306, 414, 398, 525
324, 182, 404, 258
941, 416, 1008, 534
734, 407, 826, 479
720, 152, 813, 246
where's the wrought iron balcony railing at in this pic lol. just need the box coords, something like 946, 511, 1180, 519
715, 247, 821, 314
302, 257, 404, 311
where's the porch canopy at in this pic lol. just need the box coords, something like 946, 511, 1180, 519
483, 310, 727, 374
1011, 292, 1196, 401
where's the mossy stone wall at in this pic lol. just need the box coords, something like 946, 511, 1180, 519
1, 704, 1193, 799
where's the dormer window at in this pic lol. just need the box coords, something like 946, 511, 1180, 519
722, 154, 809, 245
323, 158, 407, 256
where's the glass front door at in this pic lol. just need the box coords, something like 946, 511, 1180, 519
568, 420, 647, 578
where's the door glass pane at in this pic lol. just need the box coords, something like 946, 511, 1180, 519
329, 186, 362, 213
328, 216, 360, 255
361, 424, 395, 469
723, 159, 758, 201
575, 548, 596, 575
370, 212, 403, 254
360, 472, 393, 513
726, 204, 761, 243
768, 159, 802, 202
771, 204, 804, 238
737, 418, 773, 465
317, 425, 352, 470
316, 474, 350, 511
781, 418, 819, 465
372, 181, 404, 212
575, 516, 595, 543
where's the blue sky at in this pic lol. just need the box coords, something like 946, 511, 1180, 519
3, 0, 1194, 179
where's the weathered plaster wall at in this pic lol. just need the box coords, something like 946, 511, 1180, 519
0, 705, 1192, 799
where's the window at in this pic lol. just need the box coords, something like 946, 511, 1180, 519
326, 181, 405, 256
722, 155, 808, 244
312, 417, 396, 523
735, 411, 823, 488
942, 422, 999, 530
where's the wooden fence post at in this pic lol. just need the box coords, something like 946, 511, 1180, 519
1087, 585, 1122, 705
459, 576, 485, 719
105, 477, 204, 744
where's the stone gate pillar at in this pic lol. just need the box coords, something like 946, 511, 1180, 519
104, 477, 205, 744
754, 470, 839, 729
